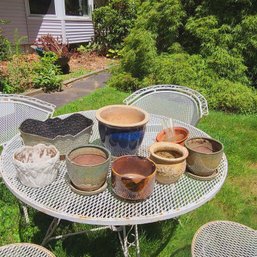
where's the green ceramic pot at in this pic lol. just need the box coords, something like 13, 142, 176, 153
66, 145, 111, 191
185, 137, 224, 177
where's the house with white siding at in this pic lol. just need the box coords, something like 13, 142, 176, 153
0, 0, 95, 45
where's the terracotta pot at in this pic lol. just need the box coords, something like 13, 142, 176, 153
96, 105, 149, 156
66, 145, 111, 191
149, 142, 188, 184
185, 137, 224, 177
156, 127, 189, 145
111, 156, 156, 201
13, 144, 60, 188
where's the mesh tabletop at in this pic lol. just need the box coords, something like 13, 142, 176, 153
2, 111, 228, 226
0, 243, 55, 257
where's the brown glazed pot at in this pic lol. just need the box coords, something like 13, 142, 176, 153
185, 137, 224, 177
149, 142, 189, 184
111, 156, 156, 201
156, 127, 189, 145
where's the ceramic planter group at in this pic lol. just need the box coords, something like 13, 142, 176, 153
13, 104, 224, 202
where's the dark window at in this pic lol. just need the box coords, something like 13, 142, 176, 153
65, 0, 88, 16
29, 0, 56, 15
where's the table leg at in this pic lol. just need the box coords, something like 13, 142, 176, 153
117, 225, 140, 257
41, 218, 60, 246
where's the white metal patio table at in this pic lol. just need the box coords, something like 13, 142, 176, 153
1, 110, 228, 257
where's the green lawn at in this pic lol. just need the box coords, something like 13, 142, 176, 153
0, 86, 256, 257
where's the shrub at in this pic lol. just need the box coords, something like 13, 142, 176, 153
208, 80, 257, 114
2, 55, 35, 93
108, 71, 141, 92
0, 20, 11, 61
121, 28, 157, 79
135, 0, 185, 52
93, 0, 137, 54
33, 52, 61, 92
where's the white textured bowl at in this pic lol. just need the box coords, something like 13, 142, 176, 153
13, 144, 60, 188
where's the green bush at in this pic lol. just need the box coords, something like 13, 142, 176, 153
2, 55, 35, 93
121, 28, 157, 79
208, 80, 257, 114
33, 52, 61, 92
0, 20, 11, 61
93, 0, 137, 54
108, 71, 140, 92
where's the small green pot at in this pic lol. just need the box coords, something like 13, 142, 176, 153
66, 145, 111, 191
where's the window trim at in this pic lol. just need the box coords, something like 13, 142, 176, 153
25, 0, 57, 18
64, 0, 91, 18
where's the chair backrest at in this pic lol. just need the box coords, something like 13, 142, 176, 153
0, 243, 56, 257
123, 85, 208, 126
0, 94, 55, 146
191, 221, 257, 257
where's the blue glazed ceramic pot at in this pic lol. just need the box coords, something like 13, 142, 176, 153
96, 105, 149, 156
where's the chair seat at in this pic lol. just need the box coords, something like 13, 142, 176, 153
123, 85, 208, 126
0, 243, 55, 257
192, 221, 257, 257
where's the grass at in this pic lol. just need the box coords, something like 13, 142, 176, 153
0, 86, 256, 256
58, 69, 90, 82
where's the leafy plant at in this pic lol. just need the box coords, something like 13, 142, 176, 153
2, 55, 36, 93
106, 48, 121, 59
0, 19, 11, 61
92, 0, 137, 54
33, 52, 62, 92
34, 34, 71, 58
77, 42, 101, 54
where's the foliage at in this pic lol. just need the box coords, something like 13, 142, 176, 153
92, 0, 137, 54
108, 71, 140, 92
121, 28, 157, 79
108, 0, 257, 114
33, 52, 62, 92
76, 42, 101, 54
34, 34, 71, 58
1, 55, 36, 93
0, 19, 11, 61
135, 0, 185, 52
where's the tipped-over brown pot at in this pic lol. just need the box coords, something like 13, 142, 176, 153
111, 155, 156, 201
149, 142, 188, 184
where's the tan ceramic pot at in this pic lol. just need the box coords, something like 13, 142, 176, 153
149, 142, 189, 184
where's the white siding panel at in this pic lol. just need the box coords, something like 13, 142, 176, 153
0, 0, 29, 43
27, 19, 62, 43
65, 20, 94, 43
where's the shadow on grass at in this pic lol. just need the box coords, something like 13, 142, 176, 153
169, 244, 191, 257
19, 209, 123, 257
139, 219, 179, 257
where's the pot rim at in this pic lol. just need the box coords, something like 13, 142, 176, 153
184, 137, 224, 155
66, 145, 111, 167
111, 155, 157, 178
95, 105, 149, 128
156, 126, 189, 143
149, 142, 189, 163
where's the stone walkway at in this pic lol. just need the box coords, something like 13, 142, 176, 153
34, 71, 110, 107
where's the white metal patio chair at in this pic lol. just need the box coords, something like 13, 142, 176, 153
191, 221, 257, 257
0, 243, 56, 257
123, 85, 209, 126
0, 94, 55, 222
